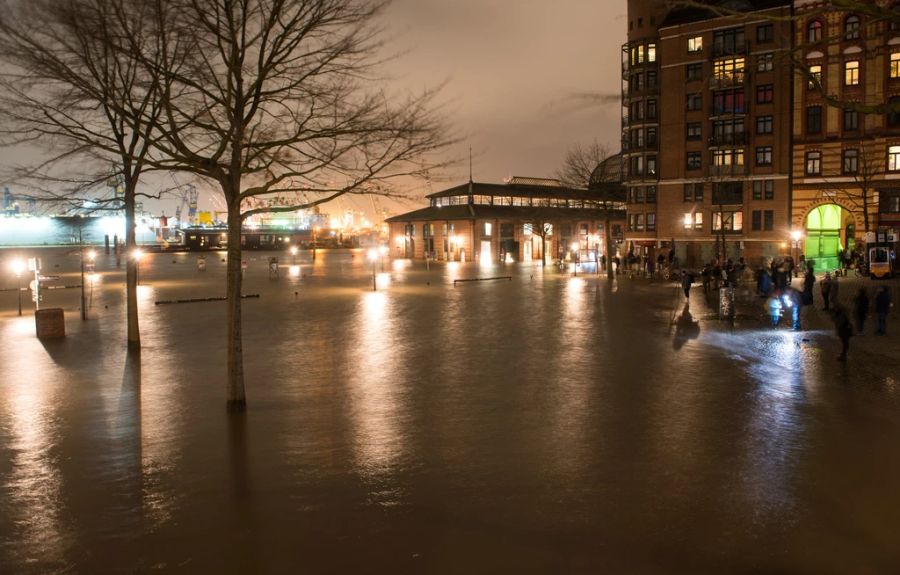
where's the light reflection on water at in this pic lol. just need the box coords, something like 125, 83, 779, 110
346, 290, 407, 502
2, 249, 900, 572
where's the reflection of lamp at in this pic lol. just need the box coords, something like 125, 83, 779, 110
290, 245, 298, 264
9, 259, 25, 316
367, 248, 379, 291
570, 241, 580, 276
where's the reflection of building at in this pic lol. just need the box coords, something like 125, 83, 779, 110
385, 177, 625, 264
623, 0, 793, 267
791, 0, 900, 270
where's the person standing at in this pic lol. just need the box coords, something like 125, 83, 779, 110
832, 305, 853, 361
831, 272, 841, 307
875, 286, 891, 335
853, 287, 869, 334
820, 272, 833, 310
681, 269, 693, 300
802, 268, 816, 306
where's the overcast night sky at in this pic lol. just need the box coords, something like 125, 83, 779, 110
382, 0, 626, 203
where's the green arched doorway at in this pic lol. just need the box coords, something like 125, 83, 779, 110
805, 204, 848, 271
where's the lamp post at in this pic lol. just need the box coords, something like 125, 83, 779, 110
87, 250, 96, 309
10, 259, 24, 316
312, 226, 319, 262
790, 230, 802, 278
570, 241, 580, 277
367, 248, 378, 291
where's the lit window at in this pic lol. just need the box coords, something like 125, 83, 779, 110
889, 146, 900, 171
808, 64, 822, 89
688, 36, 703, 53
648, 43, 656, 62
844, 60, 860, 86
891, 53, 900, 79
484, 222, 492, 236
683, 212, 703, 230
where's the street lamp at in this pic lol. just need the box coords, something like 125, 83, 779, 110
570, 241, 580, 276
9, 259, 24, 316
86, 250, 97, 309
367, 247, 378, 291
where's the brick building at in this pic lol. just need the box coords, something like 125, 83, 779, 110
623, 0, 794, 268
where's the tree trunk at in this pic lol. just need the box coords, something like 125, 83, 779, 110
226, 195, 246, 412
124, 180, 140, 350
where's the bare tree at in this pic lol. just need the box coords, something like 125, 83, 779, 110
816, 139, 882, 234
557, 140, 623, 278
0, 0, 168, 351
132, 0, 451, 411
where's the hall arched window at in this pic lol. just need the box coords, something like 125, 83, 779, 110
844, 15, 861, 40
807, 20, 823, 43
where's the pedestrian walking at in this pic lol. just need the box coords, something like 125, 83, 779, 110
831, 272, 841, 306
853, 287, 869, 334
820, 272, 832, 310
802, 268, 816, 306
681, 269, 693, 300
832, 305, 853, 361
875, 286, 891, 335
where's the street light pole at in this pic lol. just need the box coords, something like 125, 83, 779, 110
368, 248, 378, 291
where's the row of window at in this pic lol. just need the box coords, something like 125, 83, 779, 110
628, 210, 776, 233
686, 25, 775, 56
803, 146, 900, 175
681, 181, 776, 203
429, 195, 622, 209
627, 98, 658, 123
804, 14, 893, 45
687, 85, 774, 113
627, 186, 657, 204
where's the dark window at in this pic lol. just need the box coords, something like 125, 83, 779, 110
807, 106, 822, 134
752, 210, 762, 230
646, 186, 657, 203
687, 93, 703, 111
806, 151, 822, 175
647, 99, 658, 120
686, 122, 702, 140
757, 24, 773, 44
635, 187, 646, 203
647, 213, 656, 232
888, 96, 900, 127
763, 210, 774, 231
711, 119, 745, 144
684, 183, 703, 202
880, 191, 900, 213
647, 70, 658, 89
843, 149, 859, 174
756, 146, 773, 166
647, 127, 658, 147
713, 27, 745, 56
757, 53, 774, 72
844, 15, 860, 40
752, 180, 775, 200
686, 63, 703, 81
713, 181, 744, 205
757, 84, 774, 104
844, 109, 859, 131
756, 115, 773, 134
687, 151, 702, 170
647, 155, 657, 176
713, 89, 745, 114
807, 20, 823, 43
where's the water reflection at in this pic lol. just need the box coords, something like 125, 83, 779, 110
346, 291, 407, 501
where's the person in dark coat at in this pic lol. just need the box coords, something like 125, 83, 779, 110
852, 287, 869, 334
820, 272, 833, 310
681, 269, 693, 300
832, 305, 853, 361
875, 286, 891, 335
802, 268, 816, 306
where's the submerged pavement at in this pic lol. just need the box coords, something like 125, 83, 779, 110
0, 248, 899, 573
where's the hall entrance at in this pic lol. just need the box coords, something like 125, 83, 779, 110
805, 204, 852, 271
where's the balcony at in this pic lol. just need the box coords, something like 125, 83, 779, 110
711, 41, 747, 59
709, 71, 746, 90
709, 165, 747, 177
709, 106, 747, 118
707, 132, 748, 147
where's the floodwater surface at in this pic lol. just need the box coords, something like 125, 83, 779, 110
0, 248, 898, 573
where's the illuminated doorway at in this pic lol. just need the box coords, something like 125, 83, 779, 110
805, 204, 845, 271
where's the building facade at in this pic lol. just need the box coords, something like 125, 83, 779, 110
385, 177, 625, 266
623, 0, 794, 268
792, 0, 900, 270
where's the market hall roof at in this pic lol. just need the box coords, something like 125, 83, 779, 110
384, 204, 623, 223
423, 180, 623, 201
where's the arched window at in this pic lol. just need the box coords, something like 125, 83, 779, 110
844, 15, 861, 40
807, 20, 823, 43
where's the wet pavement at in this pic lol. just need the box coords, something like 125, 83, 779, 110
0, 248, 899, 574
